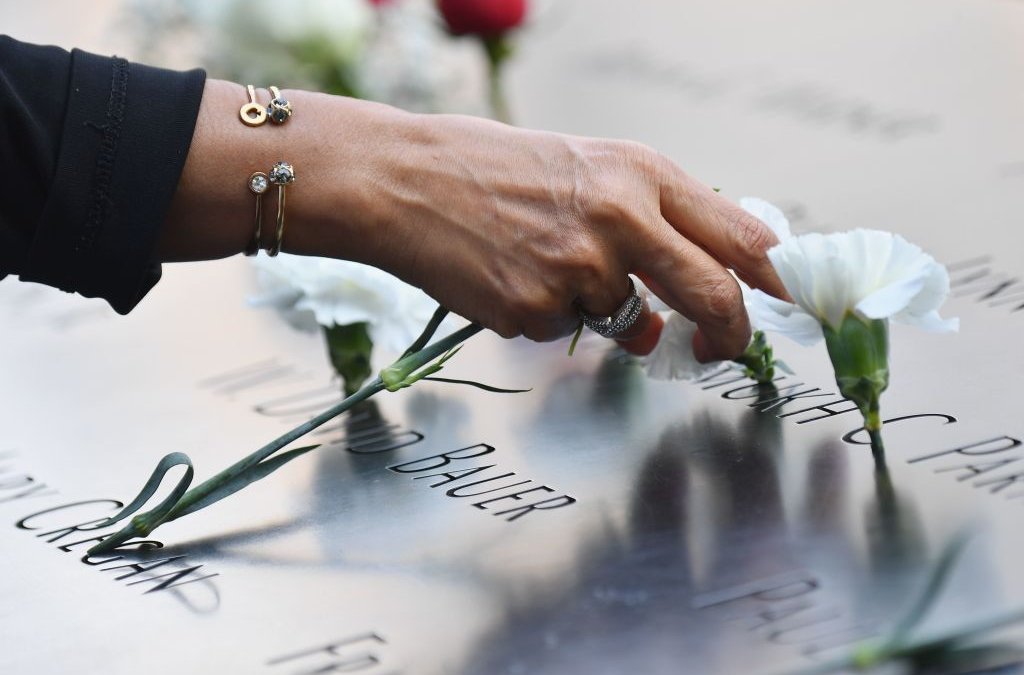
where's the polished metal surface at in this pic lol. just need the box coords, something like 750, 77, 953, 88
3, 0, 1024, 673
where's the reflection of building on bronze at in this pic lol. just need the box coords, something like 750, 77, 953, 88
458, 409, 934, 673
387, 445, 577, 522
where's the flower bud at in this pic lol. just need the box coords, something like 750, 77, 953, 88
324, 323, 374, 397
733, 330, 777, 385
823, 315, 890, 435
437, 0, 528, 37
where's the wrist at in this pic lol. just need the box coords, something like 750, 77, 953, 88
275, 92, 425, 268
161, 80, 422, 265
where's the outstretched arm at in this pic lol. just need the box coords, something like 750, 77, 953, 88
161, 79, 786, 360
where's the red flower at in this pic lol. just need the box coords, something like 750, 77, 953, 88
437, 0, 528, 37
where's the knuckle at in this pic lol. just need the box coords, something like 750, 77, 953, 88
576, 142, 654, 218
568, 248, 609, 292
579, 185, 652, 245
618, 140, 658, 171
507, 285, 561, 325
702, 276, 744, 325
617, 142, 665, 189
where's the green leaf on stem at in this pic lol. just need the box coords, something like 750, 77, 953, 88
381, 325, 482, 392
422, 376, 531, 393
774, 530, 1024, 675
89, 316, 491, 556
171, 444, 319, 519
88, 452, 195, 554
401, 306, 450, 360
95, 452, 194, 531
884, 530, 970, 648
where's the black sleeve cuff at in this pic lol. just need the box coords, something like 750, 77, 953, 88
23, 48, 205, 314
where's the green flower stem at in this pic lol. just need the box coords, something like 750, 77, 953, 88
891, 608, 1024, 661
884, 531, 970, 649
401, 307, 450, 359
868, 427, 885, 461
482, 36, 513, 124
784, 609, 1024, 675
779, 531, 1024, 675
168, 381, 385, 520
567, 321, 584, 356
91, 378, 389, 554
823, 315, 890, 458
88, 321, 484, 556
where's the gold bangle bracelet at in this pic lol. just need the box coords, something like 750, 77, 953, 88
244, 172, 269, 256
240, 85, 267, 127
266, 161, 295, 256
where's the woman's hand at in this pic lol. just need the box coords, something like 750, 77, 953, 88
161, 81, 786, 361
366, 113, 788, 360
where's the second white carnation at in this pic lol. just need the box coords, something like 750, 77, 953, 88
249, 254, 443, 354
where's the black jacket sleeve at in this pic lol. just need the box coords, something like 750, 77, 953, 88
0, 35, 205, 313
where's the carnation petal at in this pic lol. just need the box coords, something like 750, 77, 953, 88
854, 275, 926, 320
768, 234, 850, 327
744, 288, 824, 346
897, 310, 960, 333
642, 312, 718, 381
895, 248, 957, 331
734, 199, 957, 345
249, 253, 444, 356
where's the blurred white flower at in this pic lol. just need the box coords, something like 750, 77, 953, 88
249, 254, 442, 354
359, 0, 488, 114
258, 0, 372, 63
738, 197, 958, 344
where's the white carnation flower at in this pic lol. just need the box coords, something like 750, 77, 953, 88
249, 254, 442, 354
738, 197, 958, 453
738, 197, 958, 341
641, 312, 715, 381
